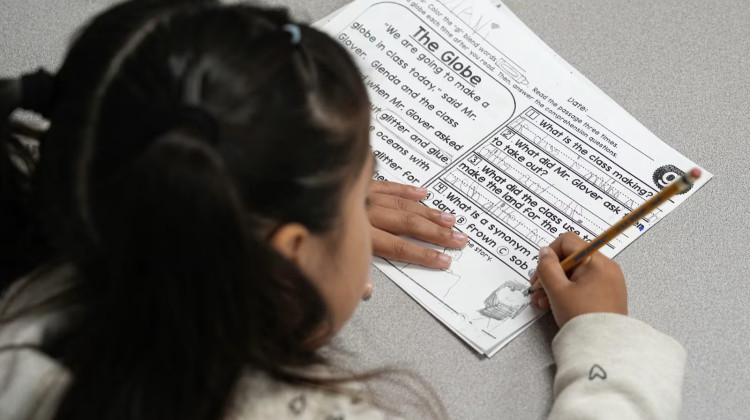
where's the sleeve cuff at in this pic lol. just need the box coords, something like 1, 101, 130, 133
550, 313, 687, 419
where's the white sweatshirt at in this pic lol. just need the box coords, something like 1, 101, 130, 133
0, 267, 686, 419
549, 313, 686, 420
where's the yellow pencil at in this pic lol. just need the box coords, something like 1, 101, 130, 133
527, 167, 702, 294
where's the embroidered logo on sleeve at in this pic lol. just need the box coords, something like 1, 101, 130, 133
288, 394, 307, 415
588, 364, 607, 381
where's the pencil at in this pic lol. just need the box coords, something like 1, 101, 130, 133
527, 167, 702, 294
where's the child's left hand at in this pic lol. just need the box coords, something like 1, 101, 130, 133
368, 180, 468, 269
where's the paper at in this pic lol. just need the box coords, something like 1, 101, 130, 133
317, 0, 712, 356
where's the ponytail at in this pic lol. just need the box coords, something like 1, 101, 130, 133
55, 129, 249, 420
58, 125, 329, 420
0, 69, 55, 288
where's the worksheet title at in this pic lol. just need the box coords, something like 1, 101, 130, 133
412, 26, 483, 87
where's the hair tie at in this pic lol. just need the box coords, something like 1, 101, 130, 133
20, 68, 55, 116
282, 24, 301, 46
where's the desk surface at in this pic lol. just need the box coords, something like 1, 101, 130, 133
2, 1, 748, 419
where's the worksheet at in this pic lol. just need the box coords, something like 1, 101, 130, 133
318, 0, 712, 356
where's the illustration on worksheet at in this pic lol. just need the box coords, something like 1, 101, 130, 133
653, 164, 692, 194
473, 281, 529, 331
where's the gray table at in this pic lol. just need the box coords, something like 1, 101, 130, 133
2, 1, 748, 419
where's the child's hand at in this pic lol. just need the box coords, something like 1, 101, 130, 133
530, 232, 628, 327
368, 180, 468, 269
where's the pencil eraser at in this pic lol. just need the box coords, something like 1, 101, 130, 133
690, 167, 701, 180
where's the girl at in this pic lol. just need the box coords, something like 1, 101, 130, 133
0, 1, 685, 419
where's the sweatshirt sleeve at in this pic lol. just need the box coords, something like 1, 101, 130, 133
548, 313, 686, 420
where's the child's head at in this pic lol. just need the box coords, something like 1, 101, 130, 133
1, 0, 373, 418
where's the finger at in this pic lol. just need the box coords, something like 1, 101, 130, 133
535, 246, 569, 294
372, 227, 452, 269
369, 180, 427, 200
538, 295, 550, 309
546, 232, 588, 259
530, 289, 546, 306
527, 271, 539, 293
368, 205, 468, 248
529, 277, 542, 293
362, 278, 373, 300
369, 193, 455, 227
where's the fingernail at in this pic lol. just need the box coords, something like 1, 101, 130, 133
441, 212, 455, 223
539, 247, 550, 257
437, 253, 452, 267
453, 231, 467, 242
414, 187, 428, 196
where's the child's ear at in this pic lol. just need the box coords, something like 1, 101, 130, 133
268, 222, 312, 265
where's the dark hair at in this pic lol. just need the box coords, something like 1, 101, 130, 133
0, 1, 384, 419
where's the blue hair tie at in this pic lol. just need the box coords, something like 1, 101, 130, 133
282, 24, 301, 46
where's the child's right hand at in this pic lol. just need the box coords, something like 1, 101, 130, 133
530, 232, 628, 327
